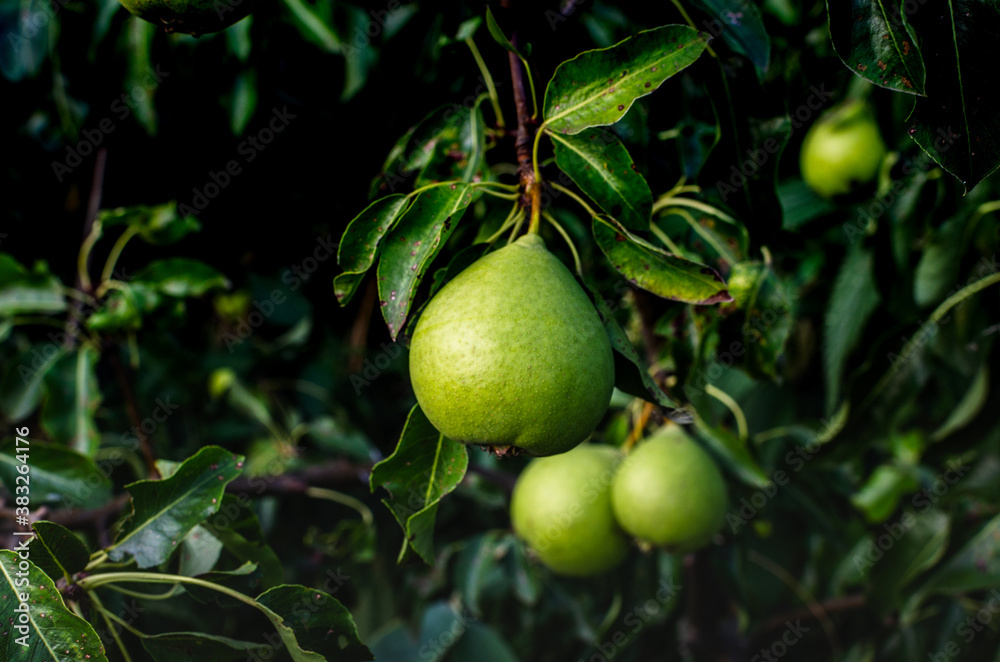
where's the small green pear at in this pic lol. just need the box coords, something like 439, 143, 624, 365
800, 100, 886, 198
408, 234, 614, 457
117, 0, 256, 35
611, 426, 727, 552
510, 444, 629, 576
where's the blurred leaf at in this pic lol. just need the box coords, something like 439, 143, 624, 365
135, 258, 230, 298
454, 16, 481, 43
143, 631, 261, 661
124, 18, 158, 135
691, 0, 771, 78
592, 217, 732, 305
28, 520, 90, 582
186, 562, 264, 607
824, 246, 880, 414
0, 551, 108, 661
415, 102, 487, 188
913, 214, 965, 307
342, 3, 380, 101
0, 254, 66, 316
551, 128, 653, 232
0, 343, 65, 421
851, 464, 919, 523
85, 284, 155, 332
40, 346, 101, 456
0, 438, 111, 509
179, 524, 224, 577
727, 261, 794, 379
484, 6, 528, 58
930, 364, 988, 442
907, 3, 1000, 191
99, 202, 202, 246
449, 623, 518, 662
0, 0, 50, 82
255, 584, 374, 661
282, 0, 341, 53
827, 0, 925, 94
225, 16, 253, 61
370, 404, 469, 564
418, 602, 466, 662
912, 512, 1000, 601
230, 69, 258, 135
108, 446, 245, 568
589, 285, 679, 409
869, 509, 950, 614
377, 183, 476, 340
691, 415, 771, 488
543, 26, 708, 135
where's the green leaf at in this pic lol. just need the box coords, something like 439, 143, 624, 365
0, 551, 108, 661
907, 3, 1000, 191
449, 624, 519, 662
230, 69, 258, 135
255, 584, 374, 661
40, 346, 102, 456
0, 254, 66, 316
454, 16, 481, 42
108, 446, 245, 568
823, 246, 880, 414
851, 464, 919, 523
135, 258, 230, 298
415, 102, 487, 189
551, 128, 653, 232
28, 520, 90, 582
0, 439, 112, 509
84, 283, 160, 332
179, 524, 224, 577
931, 364, 988, 442
727, 261, 794, 379
99, 202, 201, 246
377, 183, 477, 340
0, 343, 66, 421
484, 6, 529, 58
913, 511, 1000, 600
202, 495, 285, 588
125, 18, 158, 135
185, 562, 264, 608
589, 284, 679, 409
913, 214, 965, 307
869, 509, 950, 613
592, 217, 732, 305
691, 0, 771, 78
827, 0, 926, 95
142, 631, 262, 662
370, 404, 470, 563
691, 414, 771, 488
543, 25, 709, 135
335, 195, 412, 306
281, 0, 341, 53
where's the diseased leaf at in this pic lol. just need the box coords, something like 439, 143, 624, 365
691, 0, 771, 78
370, 405, 469, 563
726, 261, 794, 379
0, 551, 108, 661
824, 246, 880, 414
108, 446, 244, 568
906, 2, 1000, 191
377, 183, 477, 340
28, 521, 91, 582
416, 102, 487, 188
335, 195, 412, 306
543, 26, 708, 135
551, 128, 653, 232
255, 584, 374, 661
179, 524, 224, 577
827, 0, 926, 95
592, 217, 731, 305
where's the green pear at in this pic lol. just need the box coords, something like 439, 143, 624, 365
510, 444, 629, 576
408, 233, 614, 456
800, 100, 886, 198
117, 0, 256, 35
611, 426, 728, 552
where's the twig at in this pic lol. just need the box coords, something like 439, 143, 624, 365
506, 27, 540, 234
753, 594, 866, 638
108, 352, 159, 478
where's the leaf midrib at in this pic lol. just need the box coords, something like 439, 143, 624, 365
550, 132, 646, 227
0, 552, 63, 659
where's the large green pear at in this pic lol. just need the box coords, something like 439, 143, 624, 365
117, 0, 256, 35
611, 426, 728, 552
510, 444, 629, 576
800, 100, 886, 198
408, 233, 614, 456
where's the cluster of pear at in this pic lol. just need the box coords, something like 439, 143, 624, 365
509, 427, 728, 576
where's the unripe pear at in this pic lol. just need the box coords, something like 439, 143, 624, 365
611, 426, 727, 552
116, 0, 256, 35
800, 100, 886, 198
408, 234, 614, 457
510, 444, 629, 576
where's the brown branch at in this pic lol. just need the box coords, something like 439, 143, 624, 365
225, 458, 368, 496
506, 28, 540, 230
753, 594, 866, 638
347, 279, 377, 373
108, 352, 159, 478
